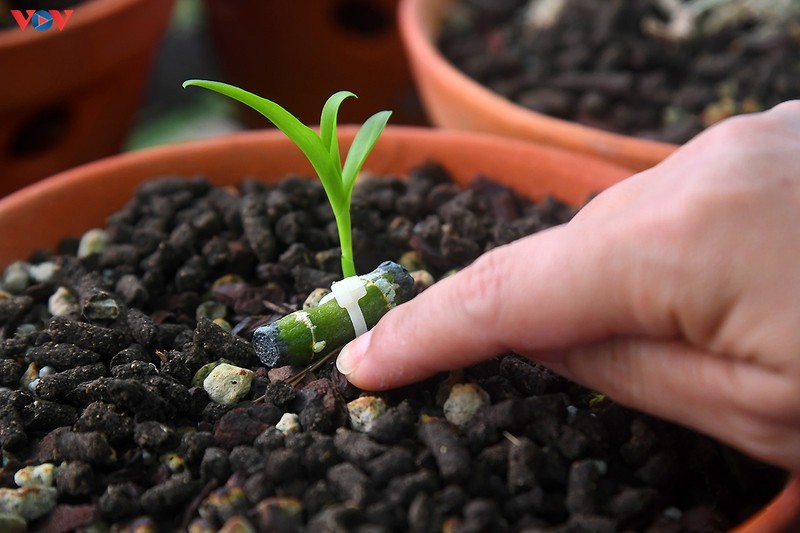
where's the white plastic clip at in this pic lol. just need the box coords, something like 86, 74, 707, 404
330, 276, 369, 337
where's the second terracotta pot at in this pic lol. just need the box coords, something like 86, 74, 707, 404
397, 0, 678, 172
204, 0, 426, 127
0, 0, 177, 198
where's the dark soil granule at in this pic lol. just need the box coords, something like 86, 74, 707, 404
438, 0, 800, 143
0, 165, 787, 531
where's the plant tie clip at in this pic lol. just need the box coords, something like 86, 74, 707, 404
251, 261, 416, 367
323, 276, 369, 337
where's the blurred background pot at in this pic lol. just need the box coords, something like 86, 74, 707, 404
0, 0, 176, 197
398, 0, 681, 172
204, 0, 427, 127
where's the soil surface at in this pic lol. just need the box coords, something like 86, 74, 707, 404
439, 0, 800, 143
0, 166, 786, 531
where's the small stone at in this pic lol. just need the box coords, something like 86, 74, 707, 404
2, 262, 29, 294
14, 463, 57, 488
48, 287, 79, 317
410, 269, 435, 291
398, 251, 426, 272
162, 453, 188, 474
192, 359, 228, 388
303, 288, 330, 310
0, 486, 58, 520
196, 301, 227, 321
82, 293, 120, 321
77, 228, 109, 258
275, 413, 301, 435
213, 318, 232, 331
19, 363, 38, 391
203, 363, 254, 405
443, 382, 490, 428
346, 395, 388, 433
28, 261, 58, 284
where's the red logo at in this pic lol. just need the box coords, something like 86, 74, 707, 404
11, 10, 74, 31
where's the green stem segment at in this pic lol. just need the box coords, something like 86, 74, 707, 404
253, 261, 416, 367
335, 208, 356, 278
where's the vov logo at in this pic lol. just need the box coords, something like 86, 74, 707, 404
11, 10, 74, 31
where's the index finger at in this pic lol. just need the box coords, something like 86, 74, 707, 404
337, 216, 677, 390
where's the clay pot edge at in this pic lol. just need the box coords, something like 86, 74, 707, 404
397, 0, 679, 171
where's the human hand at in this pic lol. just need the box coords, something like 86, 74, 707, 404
337, 101, 800, 473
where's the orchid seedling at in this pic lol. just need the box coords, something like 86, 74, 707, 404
182, 80, 416, 367
184, 79, 387, 279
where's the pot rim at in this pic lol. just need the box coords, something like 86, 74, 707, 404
731, 475, 800, 533
0, 125, 634, 269
397, 0, 679, 171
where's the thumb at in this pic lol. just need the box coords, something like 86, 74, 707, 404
336, 221, 670, 390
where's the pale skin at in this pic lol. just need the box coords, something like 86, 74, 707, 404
337, 101, 800, 474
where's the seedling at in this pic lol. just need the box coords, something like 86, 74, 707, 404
182, 81, 416, 367
182, 79, 390, 278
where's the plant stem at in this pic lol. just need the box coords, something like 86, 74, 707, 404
335, 208, 356, 278
252, 261, 416, 367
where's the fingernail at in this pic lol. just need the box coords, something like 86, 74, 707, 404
337, 331, 370, 376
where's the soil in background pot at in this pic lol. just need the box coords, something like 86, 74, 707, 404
438, 0, 800, 144
0, 164, 786, 531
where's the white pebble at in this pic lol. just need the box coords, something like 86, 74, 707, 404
27, 262, 58, 284
567, 404, 578, 424
38, 367, 55, 378
443, 383, 490, 428
0, 486, 57, 520
77, 228, 109, 258
203, 363, 254, 405
347, 396, 388, 433
2, 262, 29, 294
27, 379, 40, 393
410, 270, 435, 291
19, 363, 38, 391
303, 288, 331, 310
275, 413, 302, 435
14, 464, 57, 488
48, 287, 78, 317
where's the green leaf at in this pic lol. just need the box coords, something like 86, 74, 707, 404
341, 110, 392, 198
320, 91, 356, 174
183, 79, 344, 206
183, 80, 392, 278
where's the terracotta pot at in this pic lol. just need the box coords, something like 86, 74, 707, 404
203, 0, 426, 127
0, 0, 176, 198
397, 0, 679, 172
0, 126, 631, 267
0, 126, 796, 530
